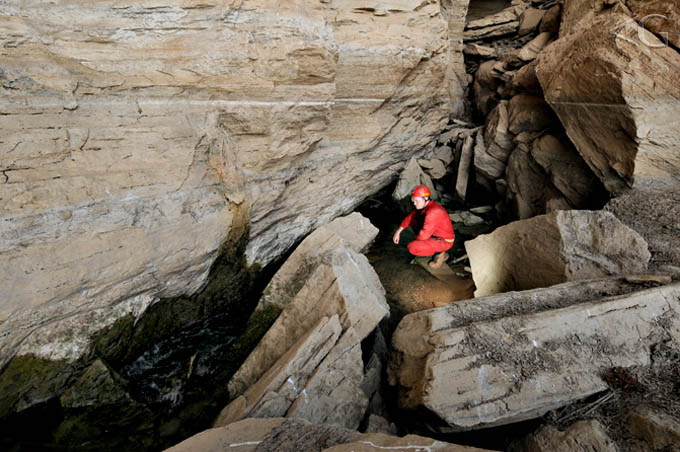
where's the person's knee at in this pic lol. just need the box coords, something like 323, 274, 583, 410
407, 241, 418, 255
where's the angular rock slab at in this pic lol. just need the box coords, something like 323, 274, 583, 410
536, 12, 680, 194
465, 210, 650, 297
390, 282, 680, 431
253, 212, 379, 314
225, 246, 389, 427
393, 157, 437, 204
166, 417, 494, 452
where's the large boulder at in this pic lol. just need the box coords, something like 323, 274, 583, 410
536, 11, 680, 194
0, 0, 466, 412
223, 245, 389, 428
465, 210, 650, 297
390, 280, 680, 431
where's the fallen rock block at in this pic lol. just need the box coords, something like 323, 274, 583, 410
225, 246, 389, 429
389, 281, 680, 431
518, 8, 546, 36
510, 419, 617, 452
393, 157, 437, 204
253, 212, 378, 314
465, 210, 650, 297
166, 417, 495, 452
536, 12, 680, 194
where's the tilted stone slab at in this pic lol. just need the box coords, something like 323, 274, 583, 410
253, 212, 378, 314
465, 210, 650, 297
228, 246, 389, 400
390, 282, 680, 431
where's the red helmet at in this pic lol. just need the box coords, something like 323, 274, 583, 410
411, 184, 431, 198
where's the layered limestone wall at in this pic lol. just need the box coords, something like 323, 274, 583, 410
0, 0, 468, 391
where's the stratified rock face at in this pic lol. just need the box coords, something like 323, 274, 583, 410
0, 1, 466, 368
465, 210, 650, 297
389, 281, 680, 431
536, 11, 680, 194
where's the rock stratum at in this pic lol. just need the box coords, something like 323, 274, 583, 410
0, 0, 467, 382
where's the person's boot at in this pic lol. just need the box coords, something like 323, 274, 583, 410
429, 251, 449, 269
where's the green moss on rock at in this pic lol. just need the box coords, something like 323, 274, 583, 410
0, 354, 77, 420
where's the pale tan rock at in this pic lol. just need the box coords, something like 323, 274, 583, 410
508, 61, 542, 96
539, 4, 561, 34
166, 417, 494, 452
503, 145, 550, 219
626, 0, 680, 48
605, 187, 680, 271
511, 420, 618, 452
393, 158, 437, 203
518, 8, 547, 36
465, 210, 650, 297
464, 43, 497, 58
0, 0, 464, 372
466, 8, 518, 30
227, 246, 389, 410
165, 418, 287, 452
483, 100, 514, 163
390, 282, 680, 431
253, 212, 378, 314
433, 145, 454, 166
536, 12, 680, 194
217, 314, 348, 426
518, 32, 553, 62
418, 158, 448, 180
473, 130, 506, 180
473, 60, 502, 116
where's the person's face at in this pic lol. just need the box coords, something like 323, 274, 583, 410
412, 196, 428, 210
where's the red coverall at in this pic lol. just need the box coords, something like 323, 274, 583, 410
400, 201, 455, 257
